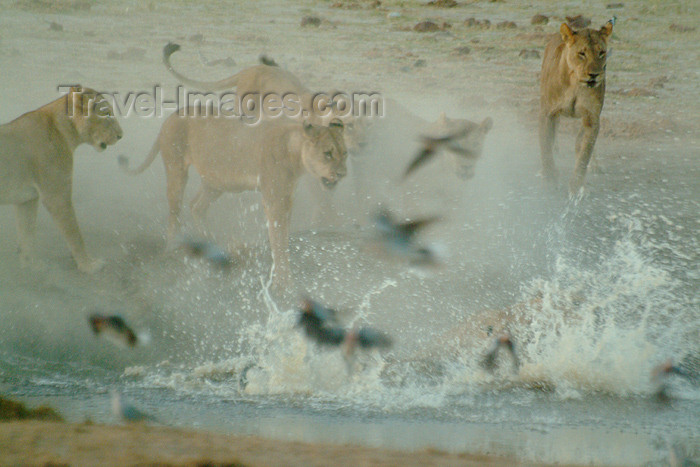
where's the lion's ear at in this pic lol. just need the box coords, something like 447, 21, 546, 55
560, 23, 575, 44
329, 118, 344, 131
480, 117, 493, 133
304, 121, 321, 139
600, 21, 613, 40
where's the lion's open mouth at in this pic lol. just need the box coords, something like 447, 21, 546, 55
321, 177, 338, 189
585, 79, 598, 88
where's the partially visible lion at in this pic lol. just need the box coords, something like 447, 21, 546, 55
424, 112, 494, 181
163, 43, 365, 153
539, 20, 613, 194
119, 108, 348, 285
0, 86, 123, 272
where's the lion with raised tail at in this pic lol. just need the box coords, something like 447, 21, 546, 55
539, 20, 613, 194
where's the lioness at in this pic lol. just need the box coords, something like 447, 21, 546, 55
0, 86, 123, 272
163, 43, 365, 153
120, 109, 347, 284
539, 20, 613, 194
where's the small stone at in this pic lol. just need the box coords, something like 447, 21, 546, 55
669, 23, 696, 33
189, 33, 204, 44
606, 3, 624, 9
414, 59, 427, 67
414, 21, 440, 32
531, 14, 548, 25
427, 0, 458, 7
496, 20, 517, 29
566, 15, 591, 29
301, 16, 322, 27
49, 21, 63, 31
519, 49, 540, 59
454, 46, 471, 55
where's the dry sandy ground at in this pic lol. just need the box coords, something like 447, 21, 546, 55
0, 420, 577, 467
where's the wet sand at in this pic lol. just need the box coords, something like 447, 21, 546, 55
0, 420, 575, 467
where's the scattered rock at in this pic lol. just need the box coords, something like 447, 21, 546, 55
189, 33, 204, 44
48, 21, 63, 31
606, 2, 624, 8
519, 49, 540, 59
427, 0, 458, 7
0, 396, 63, 421
611, 87, 657, 97
414, 21, 440, 32
454, 45, 471, 55
441, 22, 452, 29
414, 59, 427, 67
648, 76, 669, 88
531, 14, 548, 25
387, 11, 401, 18
566, 15, 591, 29
107, 47, 147, 61
464, 17, 490, 28
669, 23, 696, 33
496, 20, 517, 29
301, 16, 322, 27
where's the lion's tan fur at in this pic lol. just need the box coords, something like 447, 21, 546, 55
539, 21, 613, 194
123, 109, 348, 285
0, 86, 123, 272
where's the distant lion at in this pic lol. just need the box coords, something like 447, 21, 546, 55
120, 109, 348, 285
539, 20, 613, 194
0, 86, 123, 272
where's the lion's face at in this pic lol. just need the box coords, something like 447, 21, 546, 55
70, 86, 123, 151
301, 119, 348, 189
427, 114, 493, 180
561, 22, 613, 89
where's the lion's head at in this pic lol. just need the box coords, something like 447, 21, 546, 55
301, 118, 348, 189
427, 113, 493, 180
560, 21, 613, 89
67, 86, 123, 151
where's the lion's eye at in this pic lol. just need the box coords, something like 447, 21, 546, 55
599, 50, 606, 58
578, 51, 586, 59
324, 151, 333, 161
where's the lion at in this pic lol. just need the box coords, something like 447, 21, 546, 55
163, 43, 365, 153
539, 20, 613, 194
0, 86, 123, 272
119, 108, 348, 285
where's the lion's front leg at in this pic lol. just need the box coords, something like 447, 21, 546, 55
570, 115, 600, 195
538, 110, 559, 182
261, 188, 293, 288
41, 190, 103, 273
15, 197, 42, 269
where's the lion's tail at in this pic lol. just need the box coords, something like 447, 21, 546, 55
118, 138, 160, 176
163, 42, 240, 92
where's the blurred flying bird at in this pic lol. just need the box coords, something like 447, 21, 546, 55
651, 359, 691, 400
403, 127, 478, 179
111, 390, 157, 424
89, 313, 138, 348
297, 299, 392, 356
259, 54, 279, 67
181, 237, 234, 270
481, 334, 520, 372
373, 208, 441, 265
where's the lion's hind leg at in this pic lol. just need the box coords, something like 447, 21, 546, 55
190, 184, 222, 235
15, 197, 41, 269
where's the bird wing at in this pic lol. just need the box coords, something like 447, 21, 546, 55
357, 327, 392, 349
403, 147, 435, 179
